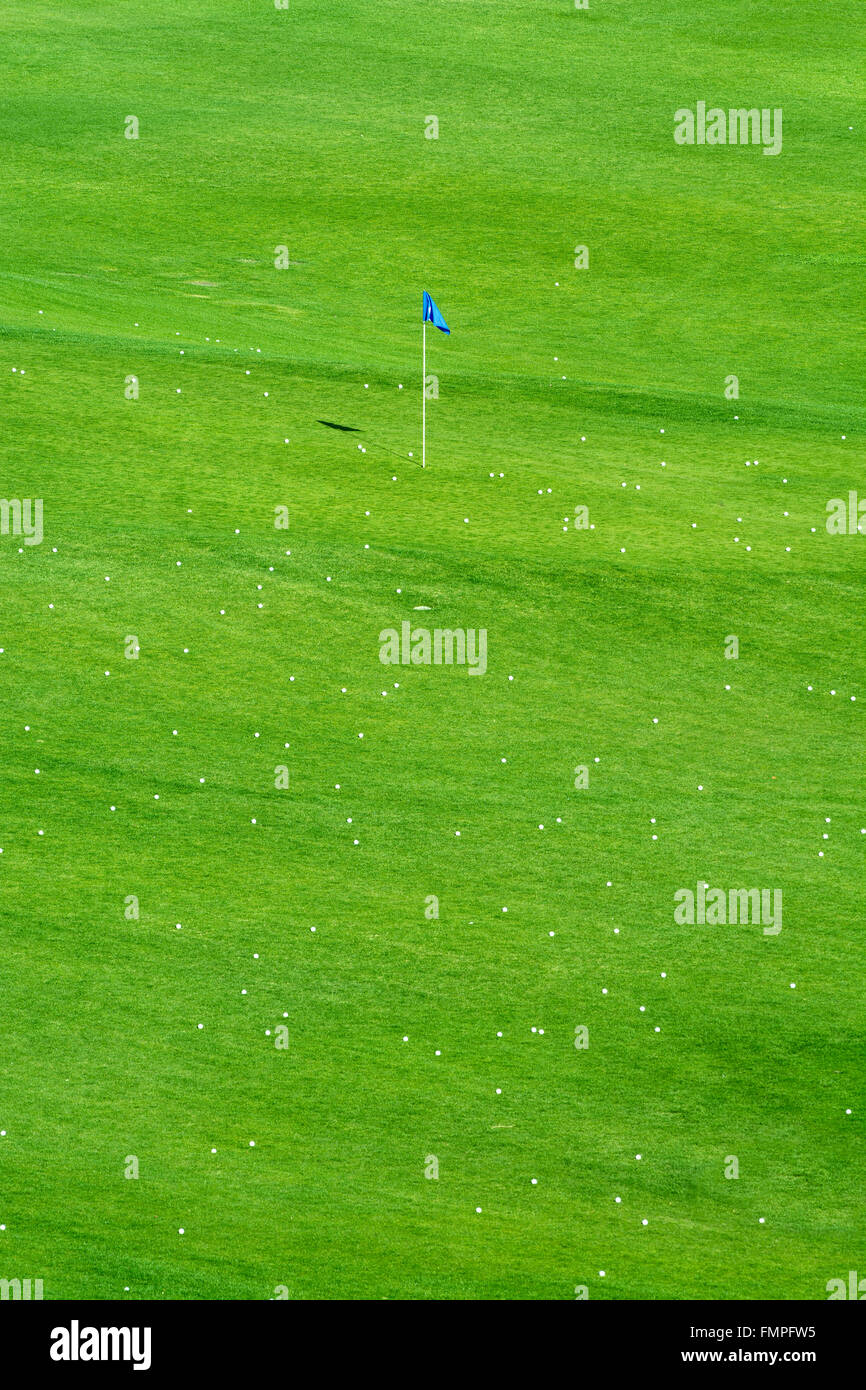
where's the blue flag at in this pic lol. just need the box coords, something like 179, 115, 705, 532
423, 291, 450, 335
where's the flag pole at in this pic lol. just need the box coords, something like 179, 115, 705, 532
422, 316, 426, 468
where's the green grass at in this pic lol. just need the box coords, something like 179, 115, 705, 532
0, 0, 862, 1300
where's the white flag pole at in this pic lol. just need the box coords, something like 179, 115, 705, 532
422, 315, 426, 468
